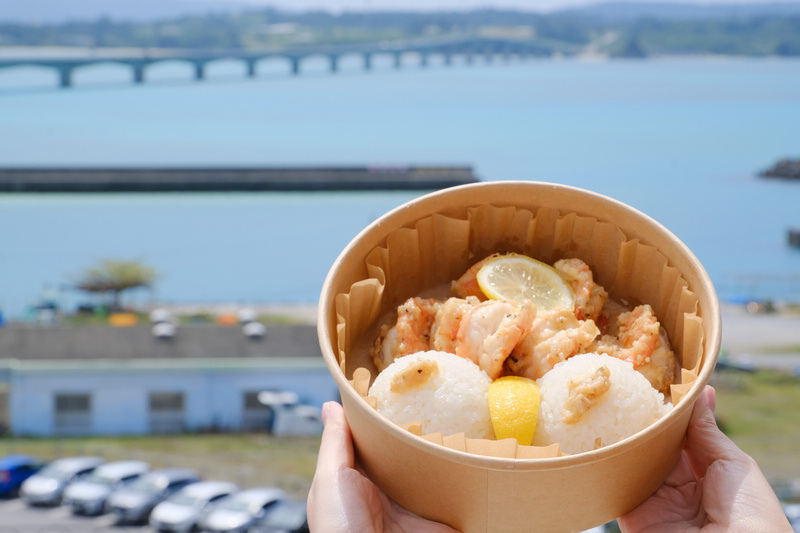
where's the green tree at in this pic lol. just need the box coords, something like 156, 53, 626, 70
73, 258, 159, 311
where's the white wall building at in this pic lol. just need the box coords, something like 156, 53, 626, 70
0, 321, 339, 436
6, 358, 337, 436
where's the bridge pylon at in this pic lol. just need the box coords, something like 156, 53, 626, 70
58, 67, 72, 88
133, 63, 145, 84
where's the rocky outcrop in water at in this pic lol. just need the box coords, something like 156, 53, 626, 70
761, 158, 800, 179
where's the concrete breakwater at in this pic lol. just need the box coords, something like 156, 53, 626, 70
0, 166, 478, 192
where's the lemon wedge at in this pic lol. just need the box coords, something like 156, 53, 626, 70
476, 253, 574, 310
488, 376, 541, 445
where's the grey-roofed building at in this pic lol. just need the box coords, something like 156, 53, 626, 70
0, 321, 338, 436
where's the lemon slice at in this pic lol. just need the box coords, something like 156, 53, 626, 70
488, 376, 541, 446
476, 253, 573, 310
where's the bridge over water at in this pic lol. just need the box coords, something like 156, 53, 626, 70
0, 37, 554, 88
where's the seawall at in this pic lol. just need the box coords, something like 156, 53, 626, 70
0, 166, 478, 192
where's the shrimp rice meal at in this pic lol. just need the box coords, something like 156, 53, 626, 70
367, 253, 676, 455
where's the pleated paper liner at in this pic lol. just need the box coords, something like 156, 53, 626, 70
318, 182, 721, 532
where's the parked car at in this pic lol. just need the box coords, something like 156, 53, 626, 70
0, 454, 45, 498
197, 487, 286, 533
61, 460, 149, 515
150, 480, 239, 533
107, 468, 200, 524
20, 456, 104, 506
248, 499, 309, 533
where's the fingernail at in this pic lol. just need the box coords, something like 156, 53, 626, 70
321, 402, 331, 425
704, 385, 717, 412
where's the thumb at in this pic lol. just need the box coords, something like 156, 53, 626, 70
684, 386, 744, 478
307, 402, 359, 533
316, 401, 355, 473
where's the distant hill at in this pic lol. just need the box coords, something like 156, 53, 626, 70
2, 1, 799, 57
556, 2, 800, 21
4, 0, 800, 24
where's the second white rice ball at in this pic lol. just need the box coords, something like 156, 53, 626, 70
533, 352, 672, 454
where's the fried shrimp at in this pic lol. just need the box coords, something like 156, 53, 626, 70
430, 296, 480, 353
553, 258, 608, 322
506, 307, 601, 380
371, 297, 441, 371
373, 255, 674, 398
593, 304, 675, 394
562, 365, 612, 424
455, 299, 535, 379
450, 253, 498, 300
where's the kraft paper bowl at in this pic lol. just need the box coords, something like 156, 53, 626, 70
317, 181, 721, 533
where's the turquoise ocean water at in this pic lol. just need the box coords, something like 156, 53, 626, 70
1, 55, 799, 319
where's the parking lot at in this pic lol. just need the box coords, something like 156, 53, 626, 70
1, 497, 149, 533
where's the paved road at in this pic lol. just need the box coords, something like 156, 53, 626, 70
720, 305, 800, 352
720, 304, 800, 372
0, 498, 151, 533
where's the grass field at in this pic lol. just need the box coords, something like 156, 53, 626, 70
712, 368, 800, 498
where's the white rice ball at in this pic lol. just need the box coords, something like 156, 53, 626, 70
369, 350, 494, 439
533, 352, 672, 455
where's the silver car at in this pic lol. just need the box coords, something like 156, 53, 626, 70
107, 468, 200, 524
247, 499, 309, 533
198, 487, 287, 533
19, 456, 104, 506
150, 480, 239, 533
62, 460, 149, 515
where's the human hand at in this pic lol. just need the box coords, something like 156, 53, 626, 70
618, 385, 792, 532
307, 401, 460, 533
